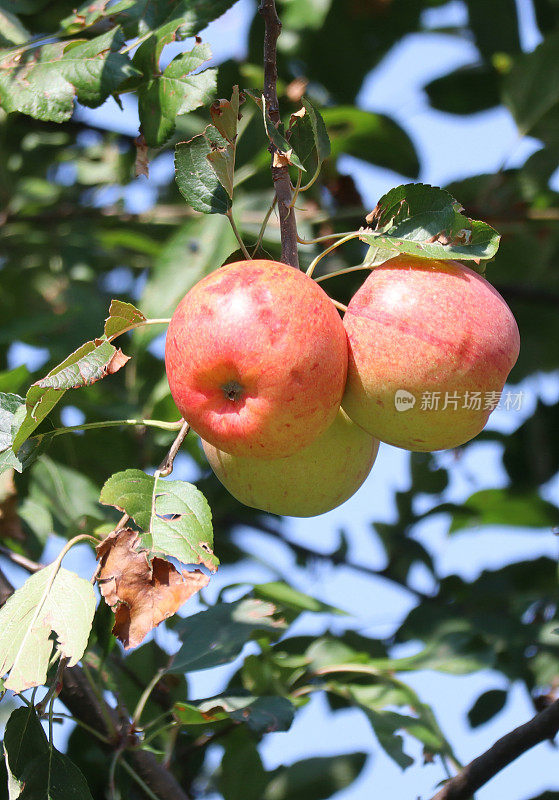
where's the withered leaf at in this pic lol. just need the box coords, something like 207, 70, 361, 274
134, 134, 149, 178
104, 348, 130, 376
96, 528, 209, 649
0, 469, 24, 541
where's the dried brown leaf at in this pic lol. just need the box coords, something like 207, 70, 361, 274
0, 470, 24, 542
104, 348, 130, 376
134, 134, 149, 178
365, 204, 381, 226
288, 105, 306, 128
96, 528, 209, 649
273, 150, 292, 168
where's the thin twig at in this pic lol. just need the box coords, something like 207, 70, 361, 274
252, 195, 277, 255
158, 420, 190, 476
37, 656, 69, 715
430, 699, 559, 800
259, 0, 299, 267
226, 210, 251, 260
0, 545, 43, 573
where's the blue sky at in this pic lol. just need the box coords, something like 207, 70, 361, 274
7, 0, 559, 797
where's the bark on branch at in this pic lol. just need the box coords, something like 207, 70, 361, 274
259, 0, 299, 268
430, 698, 559, 800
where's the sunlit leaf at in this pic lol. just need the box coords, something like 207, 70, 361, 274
135, 38, 217, 147
103, 299, 146, 339
12, 340, 129, 451
100, 468, 217, 570
0, 563, 95, 691
0, 29, 139, 122
360, 183, 500, 268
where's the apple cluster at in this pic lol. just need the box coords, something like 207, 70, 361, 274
165, 257, 519, 517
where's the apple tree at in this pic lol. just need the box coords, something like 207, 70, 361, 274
0, 1, 558, 799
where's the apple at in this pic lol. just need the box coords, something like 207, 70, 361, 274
165, 259, 348, 458
202, 408, 379, 517
342, 255, 520, 451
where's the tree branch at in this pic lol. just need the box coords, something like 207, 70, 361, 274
430, 698, 559, 800
259, 0, 299, 268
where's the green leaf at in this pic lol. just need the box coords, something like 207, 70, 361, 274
170, 597, 286, 673
447, 488, 559, 532
260, 97, 306, 171
467, 688, 508, 727
425, 66, 501, 115
0, 562, 95, 692
0, 366, 30, 394
276, 0, 332, 30
360, 183, 500, 268
103, 0, 239, 39
333, 681, 450, 767
288, 99, 331, 179
0, 8, 30, 46
174, 693, 295, 734
504, 31, 559, 135
4, 707, 93, 800
103, 299, 146, 339
99, 468, 217, 570
253, 582, 345, 616
0, 393, 26, 473
12, 339, 128, 452
322, 106, 419, 179
264, 753, 367, 800
33, 340, 125, 391
175, 125, 232, 214
210, 85, 242, 143
60, 0, 109, 33
0, 28, 139, 123
219, 728, 267, 800
360, 708, 414, 769
465, 0, 520, 58
135, 37, 217, 147
410, 453, 448, 495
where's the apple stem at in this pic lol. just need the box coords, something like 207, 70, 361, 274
329, 298, 348, 313
252, 196, 277, 256
305, 232, 361, 278
28, 417, 185, 443
314, 264, 374, 283
226, 209, 252, 260
297, 231, 359, 246
157, 419, 191, 477
288, 169, 303, 209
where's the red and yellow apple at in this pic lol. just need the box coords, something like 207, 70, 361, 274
202, 408, 379, 517
342, 255, 520, 451
165, 259, 348, 458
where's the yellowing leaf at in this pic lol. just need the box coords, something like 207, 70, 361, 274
0, 563, 95, 692
96, 528, 210, 649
